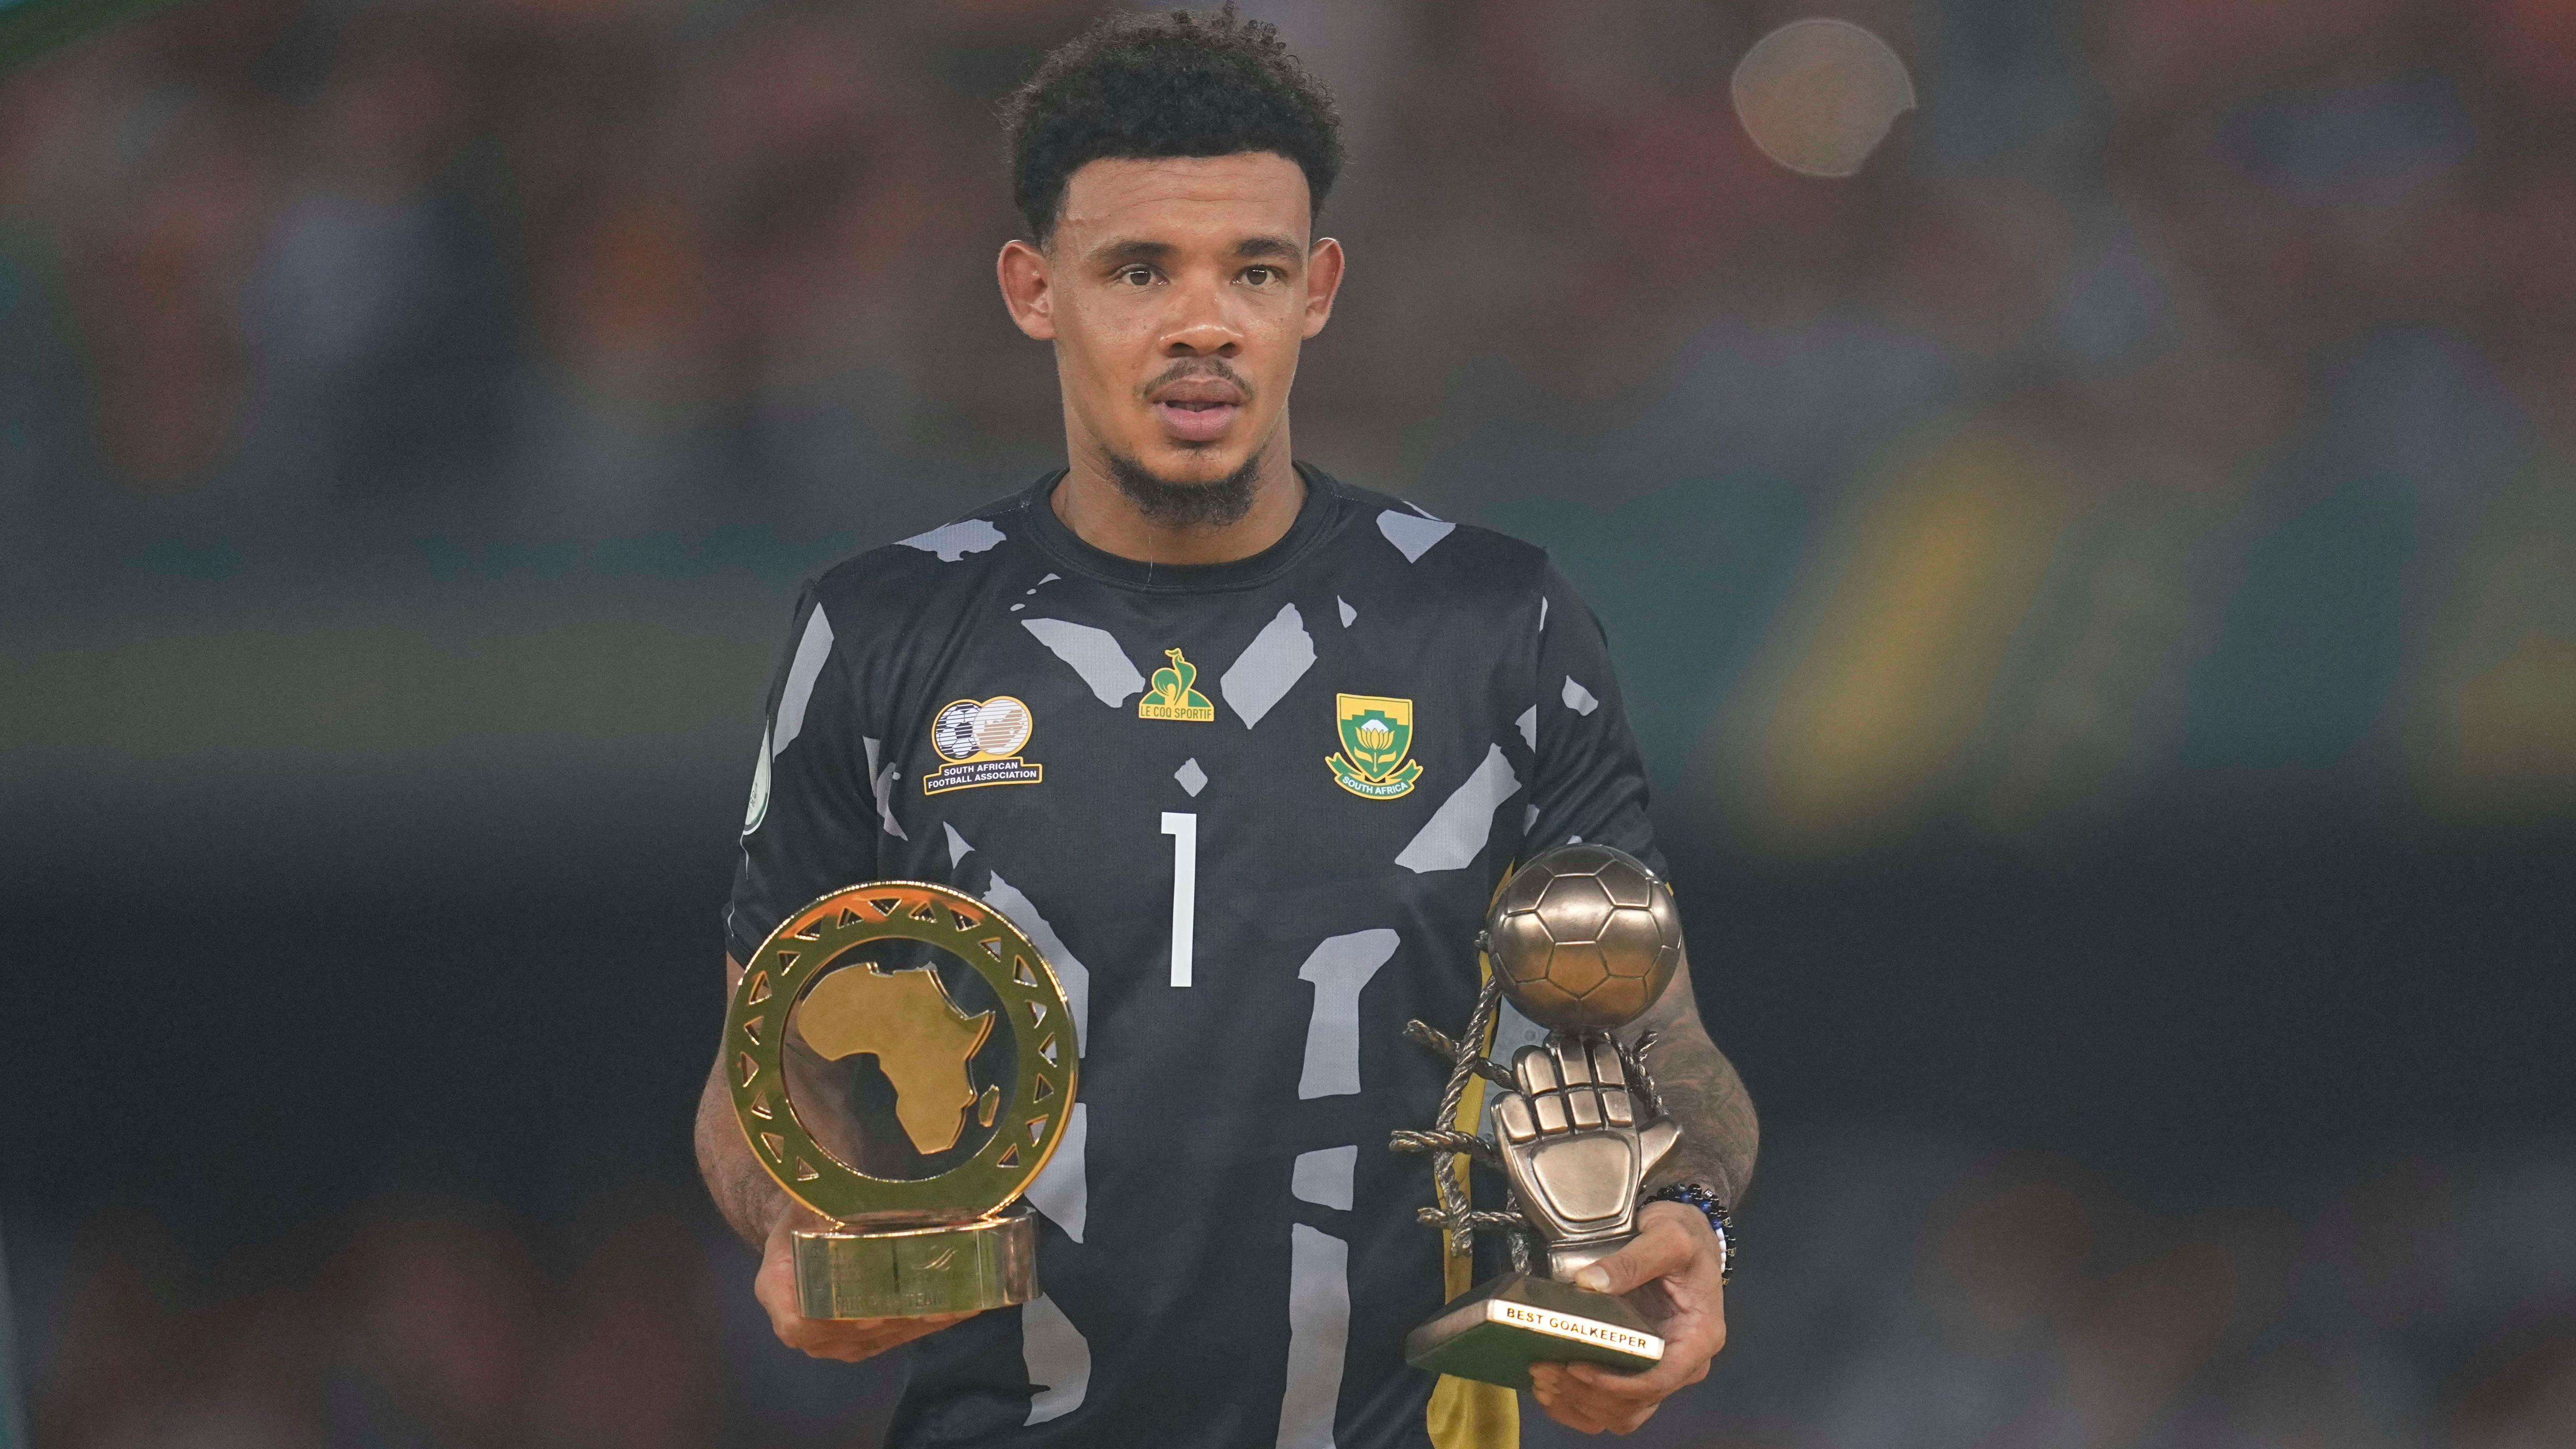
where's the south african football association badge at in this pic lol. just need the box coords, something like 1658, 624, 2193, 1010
1138, 648, 1217, 722
922, 696, 1044, 794
1329, 694, 1424, 799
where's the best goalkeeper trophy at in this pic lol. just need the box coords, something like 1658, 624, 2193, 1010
1392, 843, 1684, 1388
725, 881, 1077, 1318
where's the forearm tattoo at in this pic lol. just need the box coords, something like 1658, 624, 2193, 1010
698, 955, 794, 1248
1631, 951, 1759, 1205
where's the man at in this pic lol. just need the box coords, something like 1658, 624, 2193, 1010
694, 9, 1758, 1445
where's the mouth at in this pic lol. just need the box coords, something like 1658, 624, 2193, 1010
1152, 399, 1241, 442
1147, 377, 1248, 445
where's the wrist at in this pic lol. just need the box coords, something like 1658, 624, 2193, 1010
1644, 1182, 1734, 1282
1637, 1199, 1711, 1240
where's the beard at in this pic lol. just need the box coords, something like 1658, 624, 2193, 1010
1102, 442, 1265, 530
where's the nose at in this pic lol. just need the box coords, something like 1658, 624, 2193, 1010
1160, 274, 1243, 357
1161, 318, 1241, 357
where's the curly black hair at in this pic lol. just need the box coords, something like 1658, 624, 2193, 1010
1000, 4, 1344, 246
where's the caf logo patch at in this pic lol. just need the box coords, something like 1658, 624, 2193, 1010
742, 722, 773, 834
922, 695, 1045, 794
1329, 694, 1424, 799
1138, 648, 1216, 722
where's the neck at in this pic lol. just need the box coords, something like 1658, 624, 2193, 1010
1053, 421, 1307, 566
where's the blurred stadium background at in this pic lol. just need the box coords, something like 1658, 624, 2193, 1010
6, 0, 2576, 1445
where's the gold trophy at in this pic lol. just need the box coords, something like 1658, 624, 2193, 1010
725, 881, 1077, 1317
1392, 844, 1684, 1387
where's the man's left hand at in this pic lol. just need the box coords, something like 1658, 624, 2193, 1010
1527, 1201, 1727, 1435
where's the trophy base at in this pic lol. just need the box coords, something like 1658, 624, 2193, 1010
793, 1205, 1038, 1319
1403, 1272, 1664, 1390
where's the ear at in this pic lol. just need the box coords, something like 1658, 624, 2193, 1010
1301, 236, 1346, 340
998, 239, 1056, 341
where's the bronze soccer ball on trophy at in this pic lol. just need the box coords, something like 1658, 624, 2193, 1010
1485, 842, 1681, 1031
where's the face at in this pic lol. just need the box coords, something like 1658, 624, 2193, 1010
999, 152, 1345, 490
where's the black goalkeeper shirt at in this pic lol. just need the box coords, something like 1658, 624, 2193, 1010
726, 464, 1665, 1449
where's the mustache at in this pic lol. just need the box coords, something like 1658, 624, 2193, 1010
1138, 358, 1255, 403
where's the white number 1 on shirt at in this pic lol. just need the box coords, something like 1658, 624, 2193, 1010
1160, 812, 1197, 987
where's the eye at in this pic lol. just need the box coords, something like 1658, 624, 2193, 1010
1242, 266, 1281, 286
1115, 265, 1157, 287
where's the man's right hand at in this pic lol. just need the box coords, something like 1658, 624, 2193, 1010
754, 1215, 980, 1362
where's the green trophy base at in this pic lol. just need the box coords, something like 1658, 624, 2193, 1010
1403, 1272, 1664, 1390
793, 1204, 1038, 1318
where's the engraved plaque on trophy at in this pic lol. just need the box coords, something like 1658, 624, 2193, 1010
1392, 843, 1685, 1388
725, 881, 1077, 1318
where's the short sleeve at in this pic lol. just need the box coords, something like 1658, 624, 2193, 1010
724, 581, 885, 963
1520, 562, 1667, 878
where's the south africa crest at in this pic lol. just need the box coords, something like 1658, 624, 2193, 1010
1329, 693, 1424, 799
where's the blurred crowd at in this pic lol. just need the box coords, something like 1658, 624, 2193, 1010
13, 1183, 901, 1449
7, 0, 2563, 522
0, 0, 1052, 547
16, 1136, 2576, 1449
1720, 1140, 2576, 1449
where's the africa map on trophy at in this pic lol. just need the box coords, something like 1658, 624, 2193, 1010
725, 881, 1077, 1318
